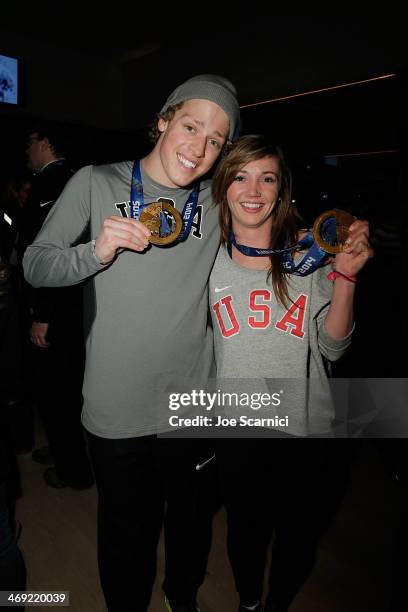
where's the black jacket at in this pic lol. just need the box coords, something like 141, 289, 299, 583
19, 160, 83, 324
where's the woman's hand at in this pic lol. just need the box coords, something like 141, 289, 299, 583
334, 219, 374, 277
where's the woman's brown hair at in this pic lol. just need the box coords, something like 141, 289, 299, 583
212, 134, 301, 307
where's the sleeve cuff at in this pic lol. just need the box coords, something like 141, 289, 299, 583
90, 240, 110, 266
318, 322, 355, 360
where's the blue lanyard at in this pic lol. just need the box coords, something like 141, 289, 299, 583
130, 160, 200, 243
229, 216, 340, 277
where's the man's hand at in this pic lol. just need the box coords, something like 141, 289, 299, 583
30, 322, 50, 348
94, 216, 151, 264
0, 264, 11, 284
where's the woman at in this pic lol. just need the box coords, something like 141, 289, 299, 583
209, 135, 373, 612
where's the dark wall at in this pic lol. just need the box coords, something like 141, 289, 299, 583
2, 16, 407, 134
0, 30, 123, 131
122, 17, 408, 132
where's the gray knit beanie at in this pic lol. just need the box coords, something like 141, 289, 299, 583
160, 74, 240, 141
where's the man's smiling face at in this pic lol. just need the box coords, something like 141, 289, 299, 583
151, 99, 229, 188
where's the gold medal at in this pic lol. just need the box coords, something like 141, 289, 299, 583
312, 209, 356, 254
140, 202, 183, 246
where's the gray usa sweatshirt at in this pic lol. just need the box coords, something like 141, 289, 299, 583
209, 245, 354, 436
24, 162, 220, 438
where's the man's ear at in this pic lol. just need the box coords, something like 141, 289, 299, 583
158, 117, 168, 134
40, 137, 51, 152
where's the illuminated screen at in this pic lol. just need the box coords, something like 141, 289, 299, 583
0, 54, 18, 105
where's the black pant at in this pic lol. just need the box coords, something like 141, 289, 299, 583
216, 439, 353, 609
31, 316, 92, 485
0, 482, 26, 610
87, 434, 216, 612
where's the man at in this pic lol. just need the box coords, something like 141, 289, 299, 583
24, 75, 240, 611
21, 124, 94, 489
0, 174, 30, 266
0, 175, 32, 454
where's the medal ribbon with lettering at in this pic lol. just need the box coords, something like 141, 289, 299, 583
130, 160, 200, 245
230, 210, 355, 277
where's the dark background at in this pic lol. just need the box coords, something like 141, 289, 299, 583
1, 14, 406, 158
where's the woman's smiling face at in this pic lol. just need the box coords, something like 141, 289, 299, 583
227, 155, 280, 232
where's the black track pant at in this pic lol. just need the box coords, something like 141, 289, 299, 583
216, 439, 353, 609
87, 434, 217, 612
